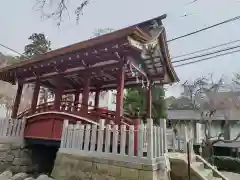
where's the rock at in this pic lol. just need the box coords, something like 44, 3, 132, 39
11, 173, 28, 180
36, 175, 53, 180
24, 178, 35, 180
0, 170, 13, 180
13, 158, 32, 166
3, 154, 14, 162
0, 144, 11, 151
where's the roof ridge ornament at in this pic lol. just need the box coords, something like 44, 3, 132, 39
141, 27, 164, 60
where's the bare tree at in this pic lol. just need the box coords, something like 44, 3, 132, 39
34, 0, 90, 26
182, 75, 240, 161
0, 81, 33, 117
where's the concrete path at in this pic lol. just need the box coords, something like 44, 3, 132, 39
221, 171, 240, 180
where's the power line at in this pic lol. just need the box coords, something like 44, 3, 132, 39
167, 15, 240, 42
1, 41, 240, 69
0, 43, 24, 56
175, 49, 240, 67
171, 39, 240, 59
1, 15, 240, 69
172, 44, 240, 63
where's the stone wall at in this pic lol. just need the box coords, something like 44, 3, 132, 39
52, 152, 168, 180
0, 170, 54, 180
0, 144, 35, 173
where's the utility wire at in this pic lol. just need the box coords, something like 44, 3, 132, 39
167, 15, 240, 42
0, 43, 24, 56
1, 14, 240, 68
172, 44, 240, 63
175, 49, 240, 67
1, 41, 240, 69
171, 39, 240, 59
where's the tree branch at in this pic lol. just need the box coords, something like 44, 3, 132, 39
34, 0, 90, 26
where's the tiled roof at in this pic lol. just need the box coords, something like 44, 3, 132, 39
168, 109, 240, 121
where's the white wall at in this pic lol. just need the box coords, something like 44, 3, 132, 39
0, 106, 7, 118
88, 90, 117, 111
230, 123, 240, 140
192, 121, 240, 143
175, 121, 240, 145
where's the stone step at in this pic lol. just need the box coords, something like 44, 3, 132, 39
200, 169, 213, 179
168, 152, 196, 162
210, 177, 223, 180
191, 162, 205, 171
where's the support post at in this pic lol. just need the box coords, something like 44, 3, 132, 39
146, 86, 152, 118
81, 75, 90, 114
11, 82, 23, 118
54, 76, 64, 110
74, 90, 80, 110
31, 79, 40, 114
74, 90, 80, 104
94, 88, 100, 109
115, 65, 125, 124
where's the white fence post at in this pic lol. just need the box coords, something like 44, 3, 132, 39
147, 118, 153, 159
105, 124, 111, 153
84, 124, 91, 151
120, 125, 126, 155
112, 125, 119, 154
160, 119, 168, 153
183, 126, 188, 153
58, 120, 172, 164
0, 118, 26, 145
60, 120, 69, 148
19, 118, 26, 146
72, 123, 80, 149
172, 129, 176, 152
128, 125, 134, 156
97, 119, 105, 153
138, 124, 144, 157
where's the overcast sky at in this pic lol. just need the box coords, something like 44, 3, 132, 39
1, 0, 240, 97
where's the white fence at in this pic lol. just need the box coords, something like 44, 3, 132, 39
0, 118, 25, 144
59, 119, 168, 164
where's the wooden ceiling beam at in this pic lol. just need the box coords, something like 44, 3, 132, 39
40, 80, 56, 90
126, 54, 151, 79
24, 62, 122, 83
12, 38, 129, 74
63, 77, 79, 89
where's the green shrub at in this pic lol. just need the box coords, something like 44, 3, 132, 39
211, 156, 240, 173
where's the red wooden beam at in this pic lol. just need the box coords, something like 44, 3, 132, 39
54, 76, 64, 110
115, 64, 125, 123
80, 74, 90, 114
24, 62, 122, 83
11, 82, 23, 118
94, 87, 100, 109
11, 39, 130, 79
31, 79, 40, 114
146, 86, 152, 118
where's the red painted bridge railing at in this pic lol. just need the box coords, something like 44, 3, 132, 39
17, 100, 136, 126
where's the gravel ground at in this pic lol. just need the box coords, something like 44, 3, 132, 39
220, 171, 240, 180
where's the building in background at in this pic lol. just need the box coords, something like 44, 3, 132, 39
88, 90, 117, 111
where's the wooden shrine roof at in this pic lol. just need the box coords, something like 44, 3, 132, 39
0, 14, 179, 91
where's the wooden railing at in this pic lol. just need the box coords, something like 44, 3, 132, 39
60, 119, 167, 164
195, 155, 229, 180
17, 100, 135, 126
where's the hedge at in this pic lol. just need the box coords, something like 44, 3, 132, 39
211, 156, 240, 173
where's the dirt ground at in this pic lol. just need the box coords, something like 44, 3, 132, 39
220, 171, 240, 180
